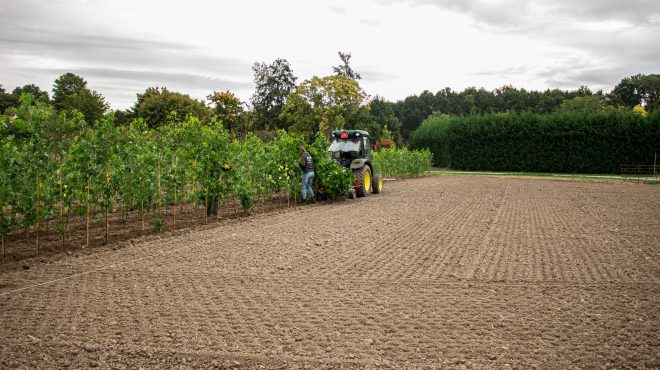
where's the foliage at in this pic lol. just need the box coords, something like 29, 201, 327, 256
332, 51, 361, 80
559, 95, 606, 113
414, 111, 660, 173
12, 84, 50, 102
251, 59, 297, 130
0, 85, 19, 114
372, 147, 433, 178
393, 85, 604, 139
281, 75, 367, 138
0, 98, 364, 253
52, 72, 109, 124
133, 87, 210, 128
408, 113, 452, 166
207, 90, 244, 132
307, 133, 355, 199
366, 97, 402, 144
608, 74, 660, 111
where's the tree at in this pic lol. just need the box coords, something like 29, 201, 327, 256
12, 84, 49, 102
52, 73, 109, 124
110, 109, 134, 126
394, 90, 435, 139
366, 96, 402, 144
132, 87, 210, 128
332, 51, 361, 80
0, 85, 19, 114
280, 75, 367, 138
608, 74, 660, 111
207, 90, 244, 132
251, 59, 297, 130
559, 95, 606, 113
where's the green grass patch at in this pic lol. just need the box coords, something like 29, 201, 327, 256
429, 168, 660, 184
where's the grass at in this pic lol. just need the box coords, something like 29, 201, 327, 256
429, 168, 660, 184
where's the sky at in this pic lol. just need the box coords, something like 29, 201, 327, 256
1, 0, 659, 110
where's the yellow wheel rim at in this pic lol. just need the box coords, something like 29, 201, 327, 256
378, 177, 383, 191
364, 169, 371, 191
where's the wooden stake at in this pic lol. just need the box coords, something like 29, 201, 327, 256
173, 155, 177, 225
86, 176, 90, 249
35, 168, 40, 256
104, 164, 109, 245
59, 169, 65, 252
157, 156, 161, 208
204, 188, 208, 224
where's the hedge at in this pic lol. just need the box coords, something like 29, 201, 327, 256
409, 111, 660, 173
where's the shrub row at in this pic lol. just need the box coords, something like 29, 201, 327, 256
409, 111, 660, 173
373, 147, 433, 178
0, 96, 353, 254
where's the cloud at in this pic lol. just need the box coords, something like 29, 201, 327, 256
382, 0, 660, 90
329, 5, 348, 14
38, 68, 253, 92
359, 18, 380, 26
361, 70, 398, 81
380, 0, 659, 30
0, 0, 255, 108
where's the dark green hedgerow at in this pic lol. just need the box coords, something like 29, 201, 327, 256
409, 110, 660, 173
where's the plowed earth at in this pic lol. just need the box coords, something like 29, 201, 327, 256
1, 176, 658, 369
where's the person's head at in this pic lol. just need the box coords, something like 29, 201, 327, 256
299, 146, 306, 154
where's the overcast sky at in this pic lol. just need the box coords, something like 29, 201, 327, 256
1, 0, 659, 109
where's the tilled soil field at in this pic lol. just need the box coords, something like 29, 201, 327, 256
1, 176, 658, 369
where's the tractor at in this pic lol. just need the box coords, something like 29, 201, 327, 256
328, 129, 383, 198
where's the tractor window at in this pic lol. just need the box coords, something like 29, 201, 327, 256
328, 139, 361, 153
363, 137, 370, 156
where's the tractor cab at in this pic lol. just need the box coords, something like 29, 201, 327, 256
328, 130, 372, 167
328, 130, 382, 198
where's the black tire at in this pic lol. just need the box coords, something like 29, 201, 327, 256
348, 188, 356, 199
372, 174, 382, 194
354, 165, 372, 197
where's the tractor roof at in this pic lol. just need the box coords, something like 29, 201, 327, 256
331, 129, 370, 138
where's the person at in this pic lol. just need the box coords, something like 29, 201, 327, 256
299, 146, 315, 203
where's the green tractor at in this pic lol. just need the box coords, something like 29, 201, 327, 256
328, 129, 383, 198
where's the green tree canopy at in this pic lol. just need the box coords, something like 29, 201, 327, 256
12, 84, 50, 102
207, 90, 245, 132
332, 51, 361, 80
132, 87, 210, 128
52, 72, 109, 124
251, 58, 297, 130
281, 75, 366, 138
0, 85, 19, 114
559, 95, 606, 113
608, 74, 660, 111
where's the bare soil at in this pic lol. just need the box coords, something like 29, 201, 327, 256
1, 176, 658, 369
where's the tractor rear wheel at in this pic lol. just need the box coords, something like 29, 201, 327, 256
372, 174, 382, 194
354, 165, 372, 197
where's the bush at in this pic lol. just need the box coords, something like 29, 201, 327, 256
409, 110, 660, 174
409, 113, 451, 166
373, 147, 433, 178
307, 133, 355, 199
